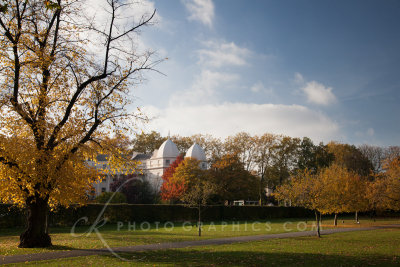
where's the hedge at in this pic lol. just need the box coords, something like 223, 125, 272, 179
0, 204, 316, 228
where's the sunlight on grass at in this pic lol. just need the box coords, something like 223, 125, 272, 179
0, 217, 398, 256
5, 228, 400, 266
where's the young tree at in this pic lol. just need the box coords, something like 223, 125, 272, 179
274, 169, 324, 237
0, 0, 159, 247
171, 157, 216, 236
317, 164, 369, 226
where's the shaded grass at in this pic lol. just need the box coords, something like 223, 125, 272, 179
0, 217, 398, 256
5, 228, 400, 266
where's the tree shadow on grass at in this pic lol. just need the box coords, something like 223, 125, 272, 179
99, 250, 400, 267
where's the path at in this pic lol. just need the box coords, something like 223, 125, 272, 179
1, 225, 398, 265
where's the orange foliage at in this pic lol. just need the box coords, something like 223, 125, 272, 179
160, 155, 184, 201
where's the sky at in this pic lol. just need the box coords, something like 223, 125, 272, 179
126, 0, 400, 146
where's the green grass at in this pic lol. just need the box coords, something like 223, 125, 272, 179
5, 228, 400, 266
0, 217, 398, 257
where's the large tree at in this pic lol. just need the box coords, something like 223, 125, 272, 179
0, 0, 159, 247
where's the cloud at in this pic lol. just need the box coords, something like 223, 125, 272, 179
182, 0, 214, 27
250, 81, 273, 94
294, 72, 305, 84
142, 102, 340, 143
302, 81, 337, 106
197, 40, 252, 68
169, 70, 239, 105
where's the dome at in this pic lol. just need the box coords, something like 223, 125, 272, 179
185, 143, 206, 161
156, 139, 179, 158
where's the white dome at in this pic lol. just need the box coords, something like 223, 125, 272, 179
156, 139, 179, 158
185, 143, 206, 161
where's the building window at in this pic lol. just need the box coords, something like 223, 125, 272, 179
166, 159, 170, 165
202, 163, 206, 169
101, 187, 106, 192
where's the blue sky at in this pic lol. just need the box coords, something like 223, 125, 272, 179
131, 0, 400, 146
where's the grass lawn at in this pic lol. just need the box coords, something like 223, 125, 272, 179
0, 217, 398, 257
4, 227, 400, 266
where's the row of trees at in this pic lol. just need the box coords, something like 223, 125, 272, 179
273, 156, 400, 237
131, 131, 399, 202
160, 154, 259, 205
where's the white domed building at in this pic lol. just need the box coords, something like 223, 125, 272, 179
133, 139, 208, 191
92, 139, 208, 195
185, 143, 207, 170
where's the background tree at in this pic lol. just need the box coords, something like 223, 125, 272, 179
296, 138, 333, 173
224, 132, 257, 172
268, 136, 301, 186
208, 154, 258, 204
0, 0, 159, 247
110, 174, 156, 204
358, 144, 385, 174
160, 155, 184, 202
368, 157, 400, 211
253, 133, 277, 204
327, 142, 373, 177
131, 131, 167, 154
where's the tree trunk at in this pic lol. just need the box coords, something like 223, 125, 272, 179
314, 210, 321, 238
19, 197, 52, 248
198, 205, 201, 237
334, 213, 338, 226
355, 211, 359, 223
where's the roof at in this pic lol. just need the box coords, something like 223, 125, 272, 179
156, 138, 179, 158
185, 143, 206, 161
132, 153, 152, 161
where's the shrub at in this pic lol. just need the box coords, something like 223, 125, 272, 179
94, 192, 127, 203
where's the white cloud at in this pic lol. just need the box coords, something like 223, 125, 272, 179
182, 0, 214, 27
141, 103, 340, 143
169, 70, 239, 105
250, 81, 273, 94
302, 81, 337, 106
197, 40, 252, 68
294, 72, 305, 84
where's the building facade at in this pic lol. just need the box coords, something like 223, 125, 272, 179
92, 138, 207, 196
